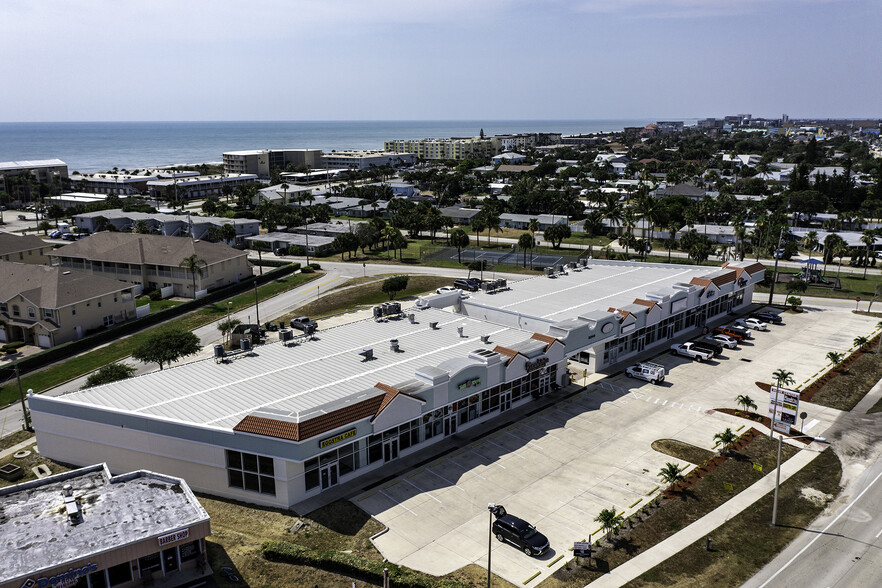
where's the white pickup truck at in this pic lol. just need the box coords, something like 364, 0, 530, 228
670, 342, 714, 362
625, 362, 666, 384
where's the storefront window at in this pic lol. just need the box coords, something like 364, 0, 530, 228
107, 562, 133, 586
179, 540, 201, 562
225, 450, 275, 495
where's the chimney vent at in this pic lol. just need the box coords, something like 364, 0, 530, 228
480, 335, 490, 344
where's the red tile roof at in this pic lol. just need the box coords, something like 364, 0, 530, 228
632, 299, 658, 309
530, 333, 559, 350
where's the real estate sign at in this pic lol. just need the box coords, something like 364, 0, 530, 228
768, 386, 799, 434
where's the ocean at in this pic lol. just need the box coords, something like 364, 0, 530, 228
0, 119, 657, 173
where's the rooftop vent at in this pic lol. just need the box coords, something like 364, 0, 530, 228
359, 348, 374, 361
62, 487, 82, 525
408, 313, 416, 324
429, 321, 438, 330
240, 338, 252, 352
213, 344, 225, 361
457, 325, 465, 338
480, 335, 491, 344
390, 339, 401, 353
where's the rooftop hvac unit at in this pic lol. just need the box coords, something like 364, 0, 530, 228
556, 264, 565, 274
359, 348, 374, 361
408, 313, 416, 323
481, 282, 492, 292
567, 262, 576, 269
240, 338, 252, 352
278, 321, 286, 330
373, 306, 384, 319
497, 278, 507, 289
429, 321, 438, 330
480, 335, 490, 344
390, 339, 400, 352
544, 267, 554, 277
214, 344, 225, 359
578, 258, 587, 267
279, 328, 293, 342
457, 325, 465, 337
383, 302, 401, 316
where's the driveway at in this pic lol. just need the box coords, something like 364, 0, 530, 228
353, 302, 878, 585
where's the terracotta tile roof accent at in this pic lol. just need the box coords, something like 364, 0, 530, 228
632, 299, 658, 309
530, 333, 559, 350
690, 277, 712, 289
607, 307, 631, 320
493, 345, 519, 359
710, 271, 737, 287
370, 383, 426, 422
233, 415, 299, 441
741, 262, 765, 275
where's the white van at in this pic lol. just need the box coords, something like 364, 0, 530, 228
625, 362, 666, 384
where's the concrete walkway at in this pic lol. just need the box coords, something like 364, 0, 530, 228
0, 437, 37, 460
586, 437, 825, 588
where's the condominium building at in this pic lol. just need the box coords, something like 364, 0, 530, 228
49, 233, 250, 298
384, 137, 502, 161
69, 171, 198, 196
0, 233, 50, 265
146, 173, 258, 200
222, 149, 324, 178
322, 150, 416, 171
0, 159, 69, 201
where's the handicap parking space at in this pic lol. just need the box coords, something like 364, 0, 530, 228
353, 304, 881, 585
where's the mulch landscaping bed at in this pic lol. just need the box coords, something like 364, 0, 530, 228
800, 339, 882, 411
542, 429, 796, 588
712, 409, 812, 444
650, 439, 716, 465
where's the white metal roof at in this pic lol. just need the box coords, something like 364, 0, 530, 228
56, 308, 533, 430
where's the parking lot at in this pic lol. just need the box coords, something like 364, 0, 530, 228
354, 303, 878, 585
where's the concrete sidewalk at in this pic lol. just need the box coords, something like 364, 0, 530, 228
586, 439, 825, 588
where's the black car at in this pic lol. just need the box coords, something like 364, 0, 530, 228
492, 514, 550, 556
750, 311, 783, 325
691, 339, 722, 356
454, 278, 481, 292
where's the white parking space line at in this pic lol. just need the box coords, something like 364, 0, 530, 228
804, 418, 820, 432
424, 467, 467, 492
611, 466, 657, 484
483, 438, 527, 459
661, 399, 668, 406
654, 398, 660, 404
875, 527, 882, 539
561, 501, 594, 517
602, 478, 645, 496
402, 479, 441, 503
447, 456, 487, 478
379, 490, 418, 516
578, 488, 621, 509
537, 513, 584, 537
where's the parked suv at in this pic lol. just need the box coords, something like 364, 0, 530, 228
289, 316, 318, 334
750, 311, 783, 325
454, 278, 481, 292
492, 514, 550, 556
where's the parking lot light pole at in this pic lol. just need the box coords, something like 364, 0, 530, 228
487, 503, 497, 587
771, 434, 827, 526
768, 227, 785, 305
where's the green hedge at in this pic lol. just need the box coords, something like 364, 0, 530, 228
2, 341, 26, 353
261, 541, 469, 588
248, 258, 299, 268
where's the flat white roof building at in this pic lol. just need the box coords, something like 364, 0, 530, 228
31, 258, 764, 508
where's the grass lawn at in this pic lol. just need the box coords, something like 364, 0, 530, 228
135, 296, 184, 313
279, 275, 454, 323
0, 440, 72, 489
627, 448, 842, 588
755, 269, 882, 300
202, 496, 516, 588
563, 232, 613, 247
0, 271, 322, 406
0, 429, 34, 451
810, 349, 882, 411
543, 433, 799, 587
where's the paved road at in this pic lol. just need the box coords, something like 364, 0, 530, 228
743, 382, 882, 588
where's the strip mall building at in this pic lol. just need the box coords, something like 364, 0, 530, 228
30, 259, 764, 508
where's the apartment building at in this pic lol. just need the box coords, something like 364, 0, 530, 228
0, 261, 136, 347
0, 233, 50, 265
222, 149, 324, 178
49, 233, 250, 298
146, 173, 258, 200
0, 159, 69, 201
384, 137, 502, 161
322, 150, 416, 171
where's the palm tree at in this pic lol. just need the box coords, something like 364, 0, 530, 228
854, 336, 870, 350
179, 254, 208, 298
735, 394, 757, 414
713, 428, 738, 456
657, 462, 685, 493
861, 230, 877, 279
833, 241, 849, 279
518, 233, 535, 268
471, 216, 486, 248
826, 351, 844, 368
802, 231, 819, 264
772, 368, 795, 389
593, 507, 624, 543
450, 228, 469, 264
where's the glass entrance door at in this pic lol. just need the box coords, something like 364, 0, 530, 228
383, 438, 399, 462
500, 391, 512, 412
443, 415, 457, 437
320, 463, 338, 489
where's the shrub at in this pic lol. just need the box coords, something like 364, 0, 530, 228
300, 266, 315, 274
261, 541, 469, 588
2, 341, 26, 353
308, 263, 321, 270
148, 290, 162, 301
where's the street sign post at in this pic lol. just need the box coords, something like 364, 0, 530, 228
768, 386, 799, 435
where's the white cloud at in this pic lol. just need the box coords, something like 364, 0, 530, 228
573, 0, 846, 19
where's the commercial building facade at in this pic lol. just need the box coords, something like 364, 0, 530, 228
1, 464, 210, 588
30, 259, 763, 508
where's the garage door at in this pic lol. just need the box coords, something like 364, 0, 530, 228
0, 327, 6, 343
37, 334, 51, 348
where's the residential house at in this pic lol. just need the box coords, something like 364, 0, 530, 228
0, 261, 136, 347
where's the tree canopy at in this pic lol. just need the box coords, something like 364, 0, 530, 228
132, 328, 201, 370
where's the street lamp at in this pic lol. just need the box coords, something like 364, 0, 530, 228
771, 433, 828, 526
226, 301, 232, 347
487, 503, 498, 587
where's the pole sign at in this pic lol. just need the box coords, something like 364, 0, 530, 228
768, 386, 799, 434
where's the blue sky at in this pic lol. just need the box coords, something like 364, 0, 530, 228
1, 0, 879, 121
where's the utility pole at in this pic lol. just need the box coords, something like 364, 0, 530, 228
253, 279, 261, 335
15, 365, 33, 431
768, 227, 785, 305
